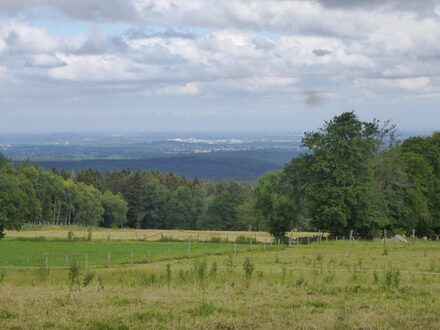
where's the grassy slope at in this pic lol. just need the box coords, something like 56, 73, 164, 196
1, 240, 440, 329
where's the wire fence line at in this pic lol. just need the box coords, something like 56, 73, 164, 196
0, 243, 283, 270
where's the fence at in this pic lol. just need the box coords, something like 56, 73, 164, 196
0, 240, 283, 270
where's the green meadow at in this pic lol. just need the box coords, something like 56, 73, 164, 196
1, 236, 440, 329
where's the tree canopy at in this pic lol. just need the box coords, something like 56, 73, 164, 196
256, 112, 440, 239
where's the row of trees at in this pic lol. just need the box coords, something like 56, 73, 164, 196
70, 169, 259, 231
0, 155, 128, 238
255, 112, 440, 239
0, 153, 261, 238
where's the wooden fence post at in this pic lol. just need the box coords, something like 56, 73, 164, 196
187, 238, 191, 257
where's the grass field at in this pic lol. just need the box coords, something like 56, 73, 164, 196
5, 225, 321, 242
1, 230, 440, 329
0, 240, 266, 268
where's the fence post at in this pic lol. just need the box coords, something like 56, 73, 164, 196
307, 237, 310, 245
349, 230, 353, 247
108, 251, 111, 267
234, 241, 237, 256
383, 229, 388, 255
187, 238, 191, 257
148, 250, 151, 263
130, 251, 133, 267
45, 255, 48, 271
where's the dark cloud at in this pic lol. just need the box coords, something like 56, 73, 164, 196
75, 30, 128, 55
313, 49, 332, 57
303, 91, 324, 106
0, 0, 137, 21
313, 0, 439, 15
251, 36, 275, 50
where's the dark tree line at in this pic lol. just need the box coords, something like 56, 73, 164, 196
255, 112, 440, 239
72, 169, 259, 231
0, 154, 261, 238
0, 155, 128, 238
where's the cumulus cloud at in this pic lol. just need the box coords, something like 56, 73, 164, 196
0, 1, 439, 132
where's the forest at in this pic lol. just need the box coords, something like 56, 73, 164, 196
1, 112, 439, 239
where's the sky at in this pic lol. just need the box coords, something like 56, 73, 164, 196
0, 0, 439, 133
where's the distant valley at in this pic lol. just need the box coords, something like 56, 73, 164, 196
1, 133, 303, 179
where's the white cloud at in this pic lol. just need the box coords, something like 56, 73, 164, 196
1, 1, 440, 132
0, 19, 64, 54
146, 83, 200, 96
356, 77, 431, 92
48, 54, 141, 81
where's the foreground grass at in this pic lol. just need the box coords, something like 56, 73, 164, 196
1, 241, 440, 329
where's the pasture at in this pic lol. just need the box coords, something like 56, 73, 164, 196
1, 230, 440, 329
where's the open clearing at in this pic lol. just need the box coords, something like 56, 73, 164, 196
1, 233, 440, 329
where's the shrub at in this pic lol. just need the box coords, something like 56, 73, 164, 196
193, 259, 208, 287
224, 254, 235, 273
82, 271, 95, 287
243, 258, 255, 288
143, 274, 156, 287
209, 236, 222, 243
236, 235, 256, 244
165, 264, 172, 289
189, 301, 217, 317
87, 228, 92, 242
209, 261, 218, 280
67, 258, 81, 299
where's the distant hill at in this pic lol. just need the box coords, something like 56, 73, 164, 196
34, 151, 298, 179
